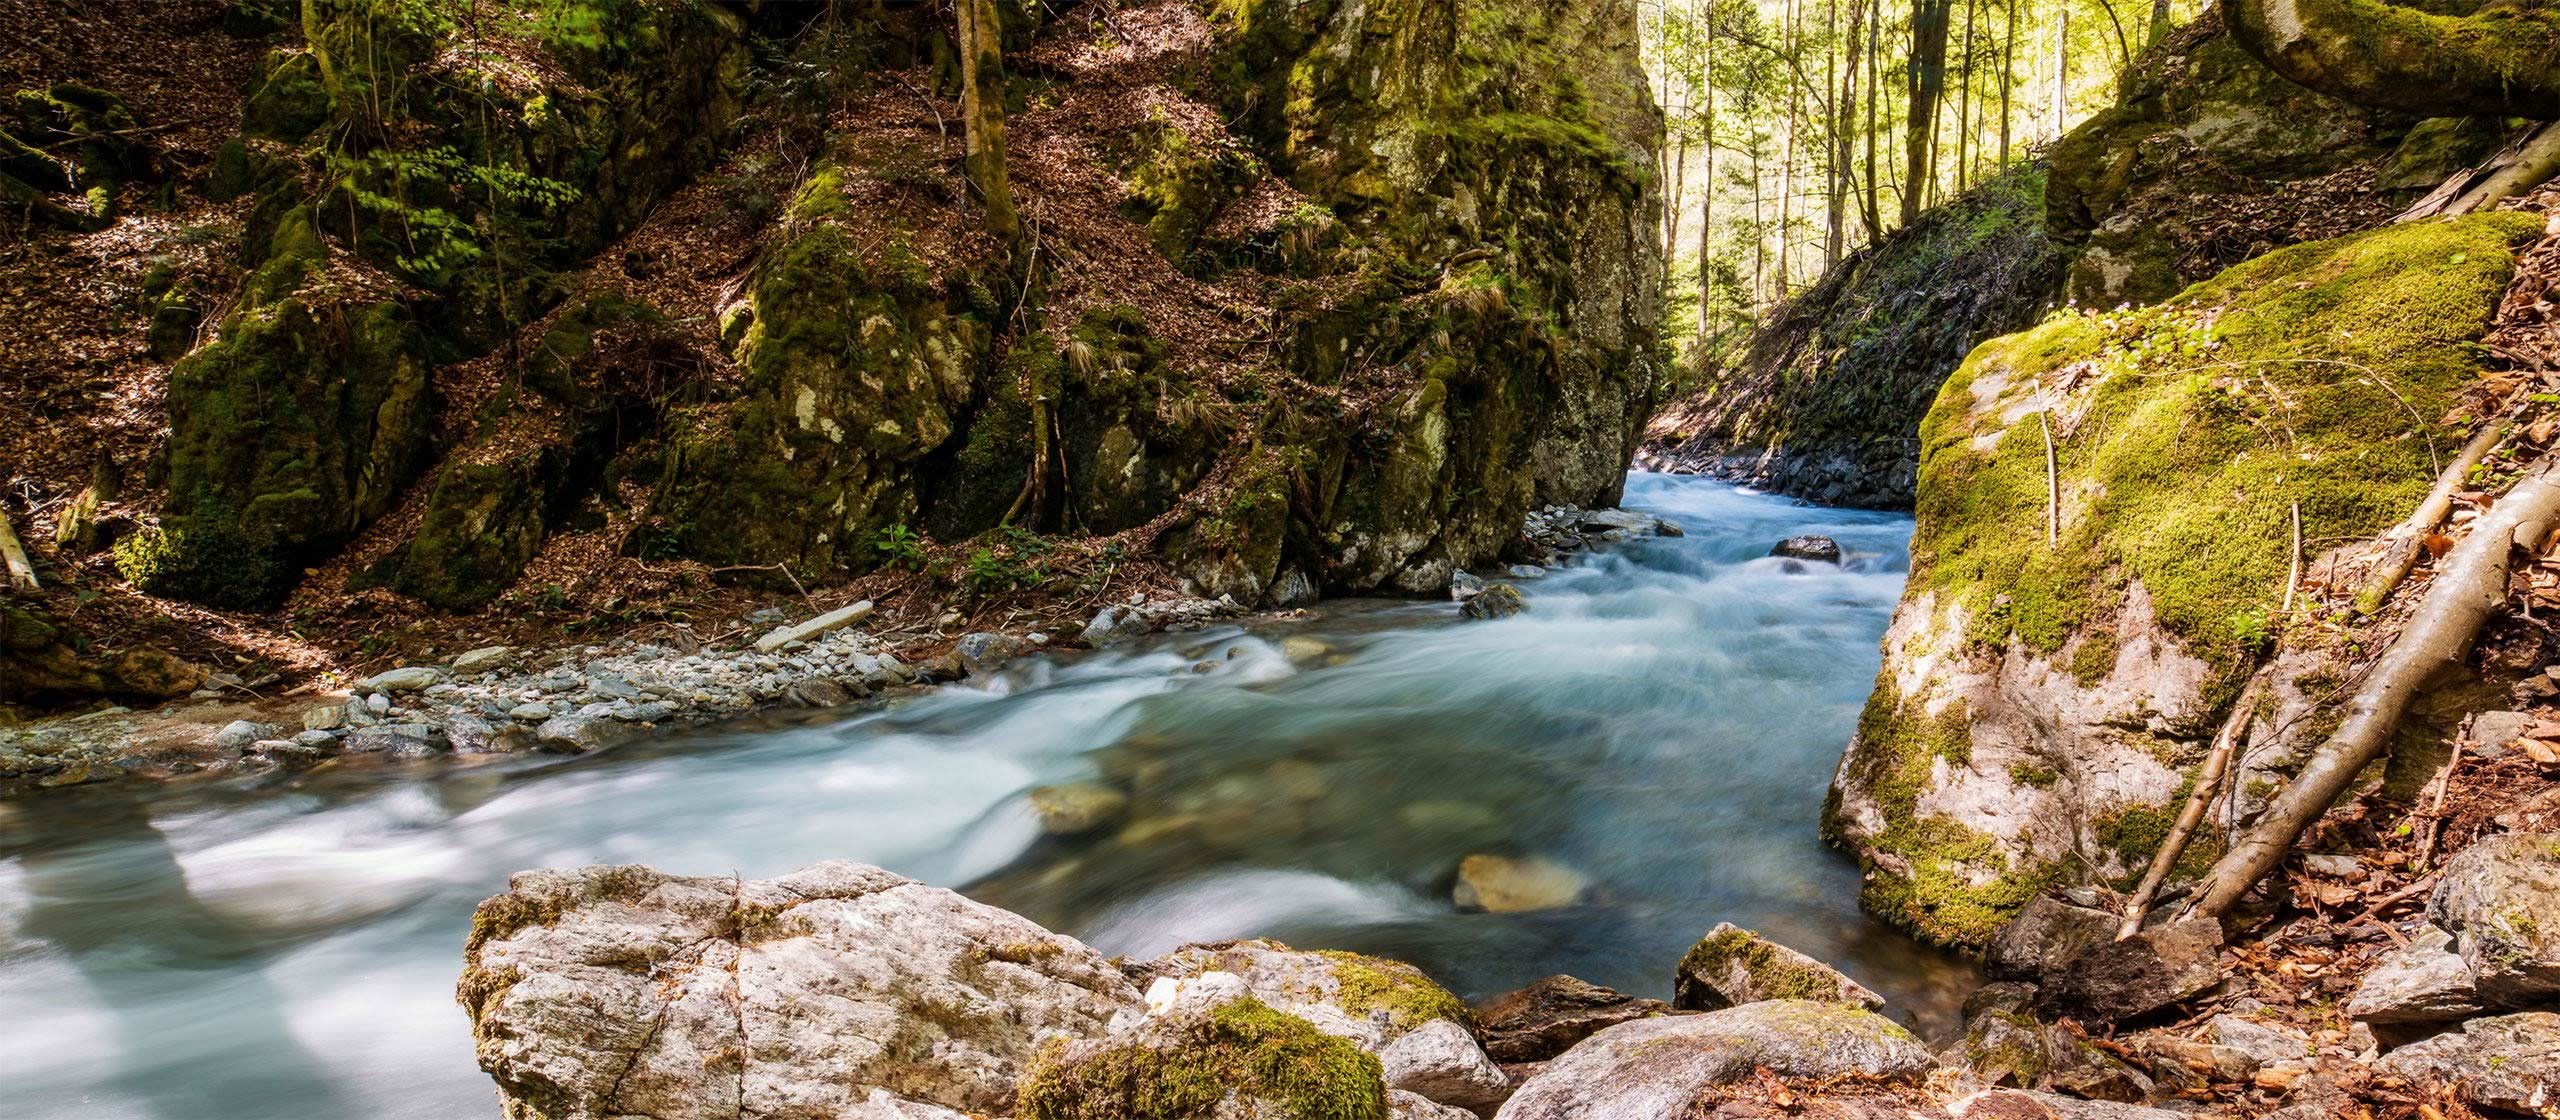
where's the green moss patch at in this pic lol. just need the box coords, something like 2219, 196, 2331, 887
1017, 997, 1386, 1120
1314, 950, 1472, 1029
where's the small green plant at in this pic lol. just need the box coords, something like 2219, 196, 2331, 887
961, 528, 1054, 595
873, 523, 928, 570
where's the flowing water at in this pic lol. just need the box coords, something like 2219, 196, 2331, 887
0, 473, 1972, 1120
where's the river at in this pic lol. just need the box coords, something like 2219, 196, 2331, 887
0, 472, 1971, 1119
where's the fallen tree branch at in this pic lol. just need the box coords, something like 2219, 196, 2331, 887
2184, 452, 2560, 923
2354, 421, 2505, 617
2042, 410, 2060, 548
0, 507, 38, 590
2446, 122, 2560, 218
2119, 670, 2269, 938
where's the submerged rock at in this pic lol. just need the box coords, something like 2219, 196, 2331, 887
1028, 782, 1130, 837
1493, 1001, 1935, 1120
459, 861, 1141, 1120
1453, 853, 1586, 913
1672, 923, 1885, 1012
1476, 975, 1672, 1064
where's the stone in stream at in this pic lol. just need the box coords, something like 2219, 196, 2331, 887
1770, 535, 1843, 564
2430, 831, 2560, 1006
1453, 853, 1587, 912
534, 713, 623, 754
301, 702, 348, 731
362, 665, 444, 693
1475, 975, 1672, 1063
212, 719, 275, 750
461, 861, 1142, 1120
954, 631, 1030, 674
1027, 782, 1129, 837
1017, 979, 1389, 1120
1492, 1001, 1935, 1120
1672, 922, 1885, 1011
450, 645, 515, 674
1460, 583, 1527, 621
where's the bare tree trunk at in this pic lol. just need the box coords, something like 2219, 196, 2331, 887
1999, 0, 2015, 165
1699, 20, 1719, 344
0, 508, 37, 591
1826, 0, 1855, 266
1955, 0, 1977, 192
1903, 0, 1953, 226
1776, 0, 1801, 297
2185, 453, 2560, 922
957, 0, 1019, 243
1863, 4, 1883, 234
2050, 2, 2068, 141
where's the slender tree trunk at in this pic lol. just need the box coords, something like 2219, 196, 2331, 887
957, 0, 1018, 242
1999, 0, 2016, 166
1903, 0, 1953, 226
1699, 18, 1718, 343
1955, 0, 1977, 192
1829, 0, 1866, 262
1775, 0, 1801, 297
2051, 2, 2068, 142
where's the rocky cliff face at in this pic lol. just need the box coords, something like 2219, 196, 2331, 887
90, 0, 1659, 616
1826, 212, 2544, 947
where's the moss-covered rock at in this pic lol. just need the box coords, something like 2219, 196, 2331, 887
0, 599, 203, 705
1828, 212, 2543, 947
2043, 10, 2480, 307
1647, 168, 2064, 508
157, 206, 433, 607
1018, 996, 1387, 1120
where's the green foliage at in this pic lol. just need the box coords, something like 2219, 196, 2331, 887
963, 527, 1053, 595
113, 521, 282, 610
872, 524, 928, 570
327, 145, 577, 277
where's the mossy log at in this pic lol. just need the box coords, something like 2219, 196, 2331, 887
2225, 0, 2560, 118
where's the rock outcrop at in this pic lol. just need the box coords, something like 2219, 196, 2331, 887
1672, 923, 1885, 1012
1492, 1001, 1935, 1120
1828, 212, 2544, 946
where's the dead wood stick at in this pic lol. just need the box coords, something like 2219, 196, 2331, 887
2346, 873, 2442, 931
2185, 452, 2560, 923
2042, 410, 2060, 548
2356, 422, 2506, 617
0, 507, 37, 590
2448, 121, 2560, 217
2120, 671, 2269, 938
2283, 501, 2302, 615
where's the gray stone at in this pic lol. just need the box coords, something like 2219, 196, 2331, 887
2433, 832, 2560, 1006
1986, 896, 2119, 983
363, 666, 444, 693
292, 729, 340, 746
535, 713, 621, 754
1391, 1089, 1476, 1120
2208, 1014, 2310, 1068
1491, 1001, 1935, 1120
2345, 925, 2483, 1024
451, 645, 515, 674
508, 702, 553, 722
1672, 923, 1885, 1012
2473, 709, 2536, 759
461, 861, 1140, 1120
2301, 853, 2362, 878
1451, 571, 1487, 601
213, 719, 274, 750
751, 600, 875, 653
953, 632, 1028, 674
2036, 916, 2223, 1024
621, 701, 678, 724
1476, 975, 1671, 1064
1947, 1090, 2189, 1119
782, 677, 850, 708
1771, 536, 1843, 564
2376, 1011, 2560, 1115
584, 675, 640, 701
302, 703, 349, 731
364, 692, 391, 715
345, 724, 443, 756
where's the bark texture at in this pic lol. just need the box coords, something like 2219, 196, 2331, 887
2223, 0, 2560, 118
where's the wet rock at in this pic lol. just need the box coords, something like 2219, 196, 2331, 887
1027, 782, 1130, 837
1673, 923, 1885, 1012
751, 600, 873, 653
2431, 831, 2560, 1006
1451, 571, 1487, 601
1985, 896, 2119, 983
1453, 853, 1586, 912
451, 645, 515, 675
534, 713, 620, 754
363, 666, 444, 693
1770, 536, 1842, 564
213, 719, 275, 750
1142, 939, 1507, 1113
1080, 607, 1142, 646
2375, 1011, 2560, 1115
347, 723, 443, 756
2035, 916, 2222, 1025
462, 861, 1141, 1120
364, 692, 392, 715
1476, 975, 1672, 1063
507, 702, 552, 722
620, 700, 677, 724
1461, 584, 1526, 621
1492, 1001, 1935, 1120
954, 631, 1028, 674
2346, 925, 2481, 1024
292, 729, 339, 747
781, 676, 850, 708
302, 703, 348, 731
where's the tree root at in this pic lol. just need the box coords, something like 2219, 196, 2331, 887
2183, 452, 2560, 923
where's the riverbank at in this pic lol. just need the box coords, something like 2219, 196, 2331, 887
0, 503, 1688, 795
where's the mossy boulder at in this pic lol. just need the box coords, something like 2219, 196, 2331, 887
1017, 996, 1388, 1120
240, 49, 329, 141
157, 207, 433, 607
2043, 10, 2488, 307
1647, 167, 2064, 508
653, 217, 985, 578
0, 599, 203, 704
1828, 211, 2544, 947
1673, 923, 1886, 1012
